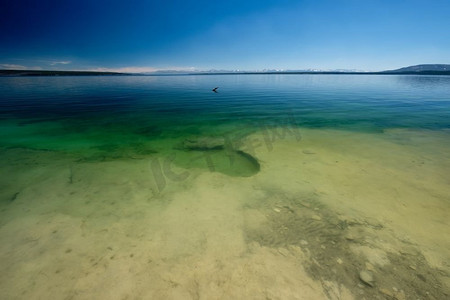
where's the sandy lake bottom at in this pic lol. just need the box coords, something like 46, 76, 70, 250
1, 126, 449, 300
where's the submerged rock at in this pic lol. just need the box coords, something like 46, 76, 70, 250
177, 137, 225, 151
311, 215, 322, 221
173, 136, 260, 177
365, 262, 375, 272
379, 288, 395, 298
359, 270, 375, 287
344, 234, 355, 241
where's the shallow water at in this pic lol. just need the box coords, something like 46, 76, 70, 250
0, 75, 449, 299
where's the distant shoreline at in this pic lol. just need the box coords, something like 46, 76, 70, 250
1, 69, 450, 77
0, 70, 126, 77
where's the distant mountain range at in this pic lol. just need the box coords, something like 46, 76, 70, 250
1, 64, 450, 76
383, 64, 450, 74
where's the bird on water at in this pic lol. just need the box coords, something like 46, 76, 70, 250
212, 87, 219, 93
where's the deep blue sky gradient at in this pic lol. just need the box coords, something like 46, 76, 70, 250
1, 0, 449, 71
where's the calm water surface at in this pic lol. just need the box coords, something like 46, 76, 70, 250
1, 75, 449, 299
1, 75, 449, 153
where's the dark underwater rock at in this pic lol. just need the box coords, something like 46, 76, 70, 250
176, 137, 226, 151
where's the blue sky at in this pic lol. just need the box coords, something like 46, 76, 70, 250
1, 0, 449, 72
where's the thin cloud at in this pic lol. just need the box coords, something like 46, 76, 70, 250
89, 66, 197, 73
0, 64, 27, 70
0, 64, 42, 70
50, 61, 72, 65
90, 66, 158, 73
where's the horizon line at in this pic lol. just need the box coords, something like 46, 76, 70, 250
1, 63, 450, 74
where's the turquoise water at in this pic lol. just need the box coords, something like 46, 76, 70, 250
1, 75, 450, 299
2, 74, 449, 179
1, 75, 449, 153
